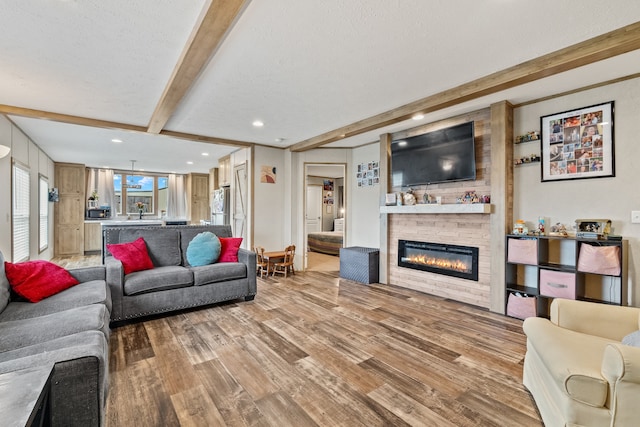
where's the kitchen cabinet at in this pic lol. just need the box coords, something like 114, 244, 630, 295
84, 222, 102, 252
187, 173, 210, 224
217, 155, 231, 186
54, 163, 85, 256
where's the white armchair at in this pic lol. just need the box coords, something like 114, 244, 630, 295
522, 298, 640, 427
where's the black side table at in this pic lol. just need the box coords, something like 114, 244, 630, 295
0, 364, 53, 427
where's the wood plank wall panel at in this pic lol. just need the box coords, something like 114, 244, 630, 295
385, 108, 494, 309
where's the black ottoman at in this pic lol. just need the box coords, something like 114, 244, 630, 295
339, 247, 379, 284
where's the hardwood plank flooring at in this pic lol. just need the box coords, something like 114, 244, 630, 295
105, 270, 542, 426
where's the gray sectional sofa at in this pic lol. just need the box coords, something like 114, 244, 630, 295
0, 251, 110, 426
103, 224, 257, 322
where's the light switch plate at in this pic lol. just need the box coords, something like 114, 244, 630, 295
632, 211, 640, 224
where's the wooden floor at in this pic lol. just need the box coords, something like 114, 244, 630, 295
105, 270, 542, 427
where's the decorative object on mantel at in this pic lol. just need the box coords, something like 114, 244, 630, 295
541, 101, 614, 182
403, 188, 416, 205
385, 193, 397, 206
456, 191, 489, 204
515, 131, 540, 143
356, 161, 379, 187
421, 193, 442, 205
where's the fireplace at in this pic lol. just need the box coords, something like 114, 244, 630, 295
398, 240, 479, 281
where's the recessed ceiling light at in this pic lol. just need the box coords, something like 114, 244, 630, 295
111, 138, 123, 143
252, 120, 264, 127
275, 138, 285, 143
412, 114, 424, 120
187, 161, 194, 165
201, 152, 209, 156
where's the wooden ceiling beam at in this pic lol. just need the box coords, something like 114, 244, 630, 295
290, 21, 640, 152
0, 104, 254, 148
146, 0, 251, 134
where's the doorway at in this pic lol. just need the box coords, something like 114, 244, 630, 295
304, 163, 346, 271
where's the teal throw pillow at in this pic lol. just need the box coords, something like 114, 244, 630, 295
186, 232, 221, 266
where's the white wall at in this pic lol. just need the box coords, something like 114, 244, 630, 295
349, 143, 381, 248
253, 145, 285, 251
0, 116, 55, 262
513, 77, 640, 305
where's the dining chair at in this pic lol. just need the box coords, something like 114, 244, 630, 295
254, 246, 268, 278
272, 245, 295, 277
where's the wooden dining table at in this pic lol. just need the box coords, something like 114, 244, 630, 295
262, 251, 285, 275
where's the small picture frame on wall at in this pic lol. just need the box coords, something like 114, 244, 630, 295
540, 101, 614, 182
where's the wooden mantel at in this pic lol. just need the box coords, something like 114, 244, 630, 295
380, 204, 491, 214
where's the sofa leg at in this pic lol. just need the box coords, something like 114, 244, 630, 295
245, 295, 255, 301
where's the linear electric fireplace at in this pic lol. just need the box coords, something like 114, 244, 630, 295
398, 240, 479, 281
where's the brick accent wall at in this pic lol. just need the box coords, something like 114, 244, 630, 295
386, 108, 494, 308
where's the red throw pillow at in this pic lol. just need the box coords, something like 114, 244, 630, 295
106, 237, 154, 274
4, 260, 80, 303
218, 237, 243, 262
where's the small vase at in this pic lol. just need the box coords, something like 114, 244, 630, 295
139, 210, 143, 220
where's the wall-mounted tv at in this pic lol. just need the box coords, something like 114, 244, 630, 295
391, 121, 476, 187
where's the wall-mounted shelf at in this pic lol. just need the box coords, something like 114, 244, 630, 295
380, 204, 491, 214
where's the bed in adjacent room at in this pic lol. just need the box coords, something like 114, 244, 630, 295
307, 231, 343, 256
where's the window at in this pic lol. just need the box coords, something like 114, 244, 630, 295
12, 163, 30, 262
158, 177, 168, 217
113, 173, 167, 216
39, 175, 49, 251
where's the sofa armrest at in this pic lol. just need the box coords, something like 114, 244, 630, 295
68, 266, 106, 283
104, 256, 124, 321
551, 299, 640, 341
237, 248, 257, 294
601, 343, 640, 424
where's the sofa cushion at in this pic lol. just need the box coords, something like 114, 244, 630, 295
0, 252, 10, 314
106, 237, 154, 275
218, 237, 243, 262
186, 232, 221, 267
0, 280, 111, 322
523, 317, 612, 407
4, 260, 80, 303
190, 263, 247, 286
179, 226, 233, 265
0, 304, 109, 353
123, 266, 193, 296
118, 229, 181, 267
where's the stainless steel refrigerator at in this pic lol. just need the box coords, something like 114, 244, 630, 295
211, 186, 230, 225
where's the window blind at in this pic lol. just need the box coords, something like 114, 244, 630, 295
12, 164, 30, 262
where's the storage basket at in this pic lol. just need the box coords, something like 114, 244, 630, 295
507, 293, 537, 320
507, 238, 537, 265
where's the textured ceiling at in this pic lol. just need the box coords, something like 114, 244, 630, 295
2, 1, 640, 174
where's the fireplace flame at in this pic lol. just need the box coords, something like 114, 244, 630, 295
405, 254, 470, 273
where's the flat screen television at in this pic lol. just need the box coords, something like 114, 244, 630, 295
391, 121, 476, 187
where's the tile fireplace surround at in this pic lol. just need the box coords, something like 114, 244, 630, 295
377, 103, 513, 313
387, 212, 491, 308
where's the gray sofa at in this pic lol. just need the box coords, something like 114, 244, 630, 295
0, 251, 111, 427
104, 224, 256, 322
